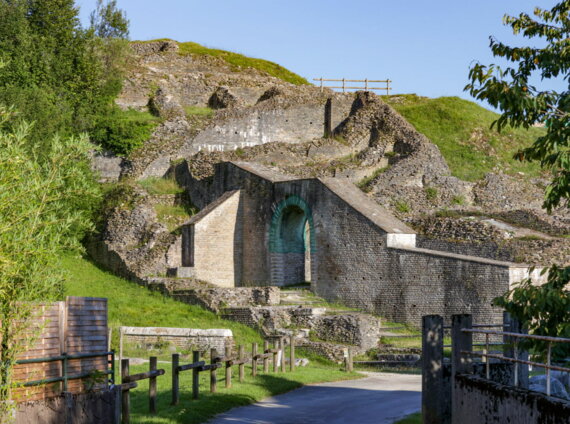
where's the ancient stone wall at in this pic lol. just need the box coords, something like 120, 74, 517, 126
183, 190, 242, 286
174, 161, 532, 327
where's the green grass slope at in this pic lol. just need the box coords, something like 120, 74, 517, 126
137, 39, 308, 86
61, 255, 263, 351
384, 95, 546, 181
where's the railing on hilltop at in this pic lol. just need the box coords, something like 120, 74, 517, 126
314, 78, 392, 94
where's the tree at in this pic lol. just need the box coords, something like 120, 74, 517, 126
466, 2, 570, 354
0, 107, 101, 418
0, 0, 130, 144
90, 0, 129, 39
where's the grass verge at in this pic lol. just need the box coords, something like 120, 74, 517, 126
138, 177, 184, 195
394, 412, 421, 424
61, 254, 264, 356
126, 361, 361, 424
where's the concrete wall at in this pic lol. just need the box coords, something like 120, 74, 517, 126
16, 389, 116, 424
452, 374, 570, 424
122, 327, 233, 353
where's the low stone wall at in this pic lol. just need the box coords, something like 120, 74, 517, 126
294, 313, 381, 351
16, 389, 116, 424
452, 374, 570, 424
121, 327, 233, 353
171, 286, 280, 313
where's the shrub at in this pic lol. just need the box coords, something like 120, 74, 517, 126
91, 108, 158, 156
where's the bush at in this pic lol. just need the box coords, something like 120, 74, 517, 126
91, 108, 158, 156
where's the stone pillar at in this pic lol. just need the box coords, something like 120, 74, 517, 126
324, 98, 332, 138
503, 312, 529, 389
422, 315, 449, 424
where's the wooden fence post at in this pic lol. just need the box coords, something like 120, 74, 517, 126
263, 340, 269, 373
210, 348, 218, 393
252, 343, 258, 377
225, 346, 232, 389
280, 338, 286, 373
192, 351, 200, 399
149, 356, 157, 414
121, 359, 130, 424
272, 341, 278, 373
238, 345, 245, 383
290, 334, 295, 372
171, 354, 179, 405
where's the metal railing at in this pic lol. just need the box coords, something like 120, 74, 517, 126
14, 351, 115, 391
314, 78, 391, 94
461, 329, 570, 396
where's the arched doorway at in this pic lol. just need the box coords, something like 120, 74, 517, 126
269, 196, 315, 286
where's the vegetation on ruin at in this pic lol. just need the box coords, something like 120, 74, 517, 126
185, 106, 215, 118
138, 177, 185, 195
139, 39, 309, 86
383, 95, 545, 181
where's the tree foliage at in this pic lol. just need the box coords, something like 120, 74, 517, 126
466, 1, 570, 212
0, 0, 130, 147
493, 267, 570, 360
90, 0, 129, 39
467, 1, 570, 353
0, 107, 101, 414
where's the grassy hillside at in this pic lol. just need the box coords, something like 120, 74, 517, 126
61, 255, 263, 352
137, 39, 309, 86
383, 95, 546, 181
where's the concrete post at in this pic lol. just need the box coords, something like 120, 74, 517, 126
422, 315, 448, 424
324, 98, 332, 138
451, 314, 472, 424
503, 312, 529, 389
451, 314, 473, 378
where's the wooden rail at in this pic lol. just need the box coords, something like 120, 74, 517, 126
314, 78, 391, 94
121, 358, 165, 423
118, 335, 310, 423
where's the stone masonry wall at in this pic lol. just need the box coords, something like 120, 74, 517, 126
178, 103, 351, 156
122, 327, 233, 353
191, 190, 242, 287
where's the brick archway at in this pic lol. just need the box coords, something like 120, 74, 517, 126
269, 195, 316, 286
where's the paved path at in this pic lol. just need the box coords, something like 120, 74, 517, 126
207, 372, 421, 424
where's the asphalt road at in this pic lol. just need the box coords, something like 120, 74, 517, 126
206, 372, 421, 424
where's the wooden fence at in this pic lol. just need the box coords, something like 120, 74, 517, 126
118, 336, 302, 423
314, 78, 392, 94
11, 297, 109, 402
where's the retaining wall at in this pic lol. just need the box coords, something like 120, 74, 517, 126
452, 374, 570, 424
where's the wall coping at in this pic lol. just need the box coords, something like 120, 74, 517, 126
184, 190, 240, 225
121, 326, 233, 337
390, 245, 525, 267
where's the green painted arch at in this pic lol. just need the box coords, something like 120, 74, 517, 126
269, 195, 316, 254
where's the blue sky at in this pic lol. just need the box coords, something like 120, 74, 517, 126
76, 0, 561, 105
